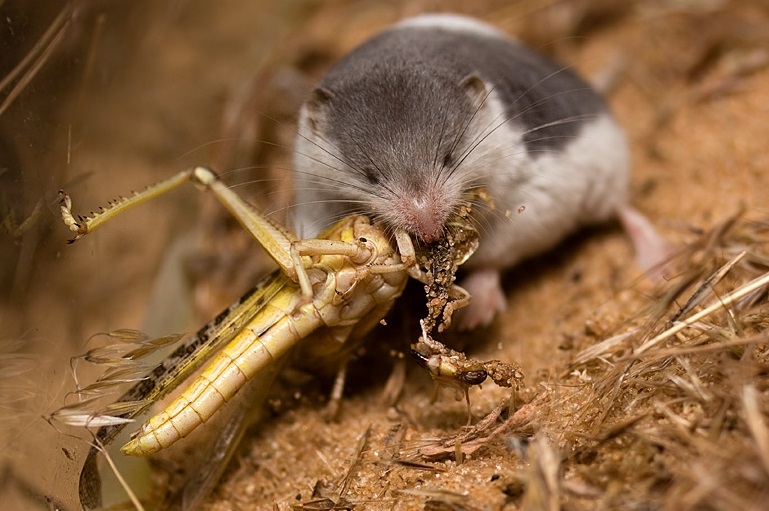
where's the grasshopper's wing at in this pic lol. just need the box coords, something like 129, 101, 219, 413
79, 269, 290, 510
174, 356, 286, 511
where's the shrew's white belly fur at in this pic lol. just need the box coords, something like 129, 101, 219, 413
467, 114, 629, 269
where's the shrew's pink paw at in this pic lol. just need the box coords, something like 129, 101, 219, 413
618, 206, 674, 281
456, 268, 506, 330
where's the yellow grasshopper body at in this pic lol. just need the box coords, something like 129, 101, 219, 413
120, 213, 410, 455
54, 166, 478, 509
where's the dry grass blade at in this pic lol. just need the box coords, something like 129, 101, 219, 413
742, 384, 769, 477
666, 251, 747, 327
90, 436, 146, 511
396, 488, 475, 511
556, 212, 769, 510
0, 342, 39, 433
627, 331, 769, 361
0, 5, 71, 116
94, 365, 153, 385
49, 329, 186, 434
416, 393, 545, 461
338, 425, 370, 498
0, 353, 35, 379
636, 270, 769, 355
573, 329, 636, 365
522, 434, 561, 511
48, 397, 136, 428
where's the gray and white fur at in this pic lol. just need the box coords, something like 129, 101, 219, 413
293, 14, 632, 328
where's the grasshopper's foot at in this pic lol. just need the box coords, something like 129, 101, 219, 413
58, 190, 87, 243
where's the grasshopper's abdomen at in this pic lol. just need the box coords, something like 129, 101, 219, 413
121, 289, 319, 456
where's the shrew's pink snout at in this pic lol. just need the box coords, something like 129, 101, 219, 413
393, 193, 449, 244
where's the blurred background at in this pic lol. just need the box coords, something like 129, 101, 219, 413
2, 1, 768, 509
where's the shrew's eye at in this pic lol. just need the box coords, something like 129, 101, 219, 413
362, 167, 380, 185
442, 153, 454, 169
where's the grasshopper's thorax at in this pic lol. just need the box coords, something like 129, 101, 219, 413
303, 215, 409, 360
325, 215, 406, 309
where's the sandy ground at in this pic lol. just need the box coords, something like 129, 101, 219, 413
2, 1, 769, 510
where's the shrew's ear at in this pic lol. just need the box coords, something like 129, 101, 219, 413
304, 87, 334, 134
459, 74, 490, 108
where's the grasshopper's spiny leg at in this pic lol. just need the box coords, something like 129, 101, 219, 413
59, 169, 196, 242
190, 167, 299, 278
61, 167, 302, 281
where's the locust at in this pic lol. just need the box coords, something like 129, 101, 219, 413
53, 166, 479, 510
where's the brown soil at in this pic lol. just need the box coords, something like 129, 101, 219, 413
2, 1, 769, 510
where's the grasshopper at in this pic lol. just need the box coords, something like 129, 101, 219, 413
54, 166, 478, 509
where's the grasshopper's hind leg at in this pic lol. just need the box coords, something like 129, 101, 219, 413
60, 167, 301, 277
60, 168, 200, 242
